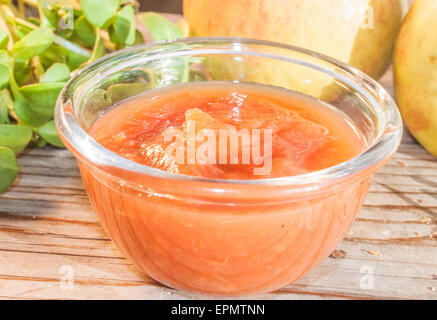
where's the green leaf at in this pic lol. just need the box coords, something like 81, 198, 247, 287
113, 5, 136, 47
0, 50, 9, 89
0, 50, 9, 67
0, 30, 9, 50
19, 82, 65, 116
14, 68, 33, 87
139, 12, 182, 41
74, 15, 96, 47
0, 147, 18, 193
0, 94, 10, 124
14, 96, 50, 127
39, 44, 88, 70
0, 124, 33, 154
135, 30, 145, 45
108, 25, 119, 45
37, 120, 64, 147
0, 65, 8, 90
81, 0, 119, 28
11, 27, 54, 60
7, 57, 49, 127
39, 45, 66, 67
10, 67, 63, 126
40, 63, 70, 83
11, 15, 90, 62
0, 89, 14, 111
7, 56, 46, 126
66, 49, 90, 70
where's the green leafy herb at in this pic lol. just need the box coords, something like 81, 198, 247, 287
0, 64, 9, 90
0, 94, 10, 124
0, 50, 10, 90
11, 27, 54, 60
14, 94, 48, 127
37, 120, 64, 147
113, 5, 136, 47
81, 0, 119, 28
19, 82, 65, 116
0, 89, 14, 113
0, 30, 9, 50
0, 146, 18, 193
74, 15, 96, 47
139, 12, 182, 41
40, 63, 70, 83
0, 124, 33, 154
0, 0, 191, 193
0, 50, 9, 67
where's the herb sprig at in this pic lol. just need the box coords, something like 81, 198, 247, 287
0, 0, 185, 192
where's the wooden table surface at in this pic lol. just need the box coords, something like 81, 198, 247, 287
0, 67, 436, 300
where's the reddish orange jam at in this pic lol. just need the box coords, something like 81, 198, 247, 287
89, 82, 365, 179
80, 82, 370, 295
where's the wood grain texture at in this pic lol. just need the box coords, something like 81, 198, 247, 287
0, 66, 436, 299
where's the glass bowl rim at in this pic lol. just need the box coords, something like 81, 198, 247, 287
55, 37, 403, 187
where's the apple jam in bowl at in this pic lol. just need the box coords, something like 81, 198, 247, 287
55, 38, 402, 296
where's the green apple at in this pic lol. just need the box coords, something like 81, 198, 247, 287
394, 0, 437, 158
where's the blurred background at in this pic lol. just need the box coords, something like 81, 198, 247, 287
137, 0, 415, 14
139, 0, 183, 13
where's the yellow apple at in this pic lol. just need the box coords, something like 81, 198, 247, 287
184, 0, 405, 80
394, 0, 437, 158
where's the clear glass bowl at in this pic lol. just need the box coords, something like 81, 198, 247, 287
55, 38, 402, 296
